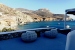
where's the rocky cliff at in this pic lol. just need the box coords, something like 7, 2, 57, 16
16, 8, 43, 21
0, 3, 34, 30
16, 8, 71, 21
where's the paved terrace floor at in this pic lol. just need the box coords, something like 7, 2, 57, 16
0, 33, 66, 50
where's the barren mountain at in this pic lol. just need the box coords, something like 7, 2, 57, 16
16, 8, 33, 13
33, 8, 53, 17
16, 8, 69, 19
16, 8, 43, 21
0, 3, 17, 15
0, 3, 33, 30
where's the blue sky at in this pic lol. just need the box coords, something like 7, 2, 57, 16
0, 0, 75, 19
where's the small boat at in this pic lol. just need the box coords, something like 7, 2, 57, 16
58, 23, 60, 25
66, 25, 70, 29
46, 26, 49, 27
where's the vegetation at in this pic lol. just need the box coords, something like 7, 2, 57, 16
4, 12, 9, 14
2, 28, 14, 32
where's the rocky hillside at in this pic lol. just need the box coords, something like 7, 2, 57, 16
16, 8, 43, 21
16, 8, 71, 21
16, 8, 53, 17
33, 8, 53, 17
0, 3, 34, 30
16, 8, 33, 13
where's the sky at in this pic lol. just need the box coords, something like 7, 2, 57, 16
0, 0, 75, 19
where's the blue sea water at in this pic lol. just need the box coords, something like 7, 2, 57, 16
17, 21, 75, 30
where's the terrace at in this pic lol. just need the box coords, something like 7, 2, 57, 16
0, 33, 66, 50
0, 8, 75, 50
0, 28, 67, 50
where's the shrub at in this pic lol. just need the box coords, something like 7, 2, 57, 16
2, 28, 7, 32
7, 28, 14, 31
2, 28, 14, 32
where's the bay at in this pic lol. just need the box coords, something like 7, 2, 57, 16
17, 21, 75, 30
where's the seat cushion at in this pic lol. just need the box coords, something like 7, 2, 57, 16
21, 31, 37, 42
44, 29, 58, 38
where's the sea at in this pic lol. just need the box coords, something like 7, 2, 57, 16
17, 21, 75, 30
